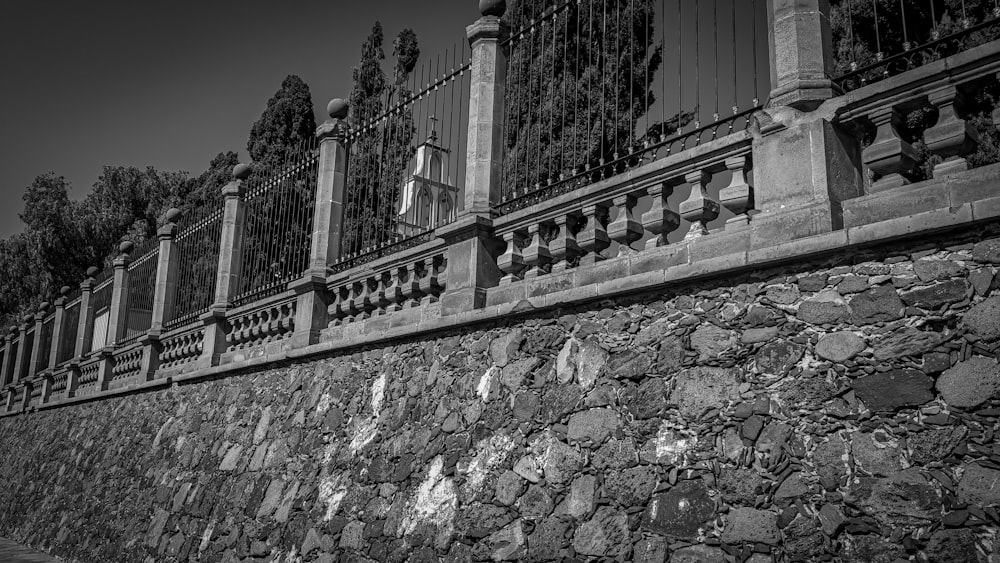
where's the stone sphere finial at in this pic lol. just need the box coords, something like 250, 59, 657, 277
233, 163, 251, 180
480, 0, 506, 17
8, 326, 16, 335
327, 98, 349, 120
86, 266, 99, 278
60, 286, 71, 296
39, 302, 50, 313
165, 208, 182, 224
119, 240, 135, 255
22, 314, 33, 324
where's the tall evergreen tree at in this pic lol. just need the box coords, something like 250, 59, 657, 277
247, 75, 317, 168
344, 24, 422, 254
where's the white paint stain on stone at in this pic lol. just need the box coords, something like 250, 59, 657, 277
370, 372, 387, 415
654, 423, 696, 465
556, 338, 577, 384
318, 472, 349, 521
315, 392, 332, 419
461, 432, 517, 495
348, 373, 388, 455
399, 456, 457, 549
477, 366, 501, 402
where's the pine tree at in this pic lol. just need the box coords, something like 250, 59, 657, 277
344, 24, 422, 254
247, 75, 317, 168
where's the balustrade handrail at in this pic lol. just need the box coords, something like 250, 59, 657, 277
835, 38, 1000, 122
494, 129, 752, 235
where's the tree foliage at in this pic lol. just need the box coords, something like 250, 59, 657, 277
247, 75, 317, 168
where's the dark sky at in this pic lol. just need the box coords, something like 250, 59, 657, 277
0, 0, 479, 238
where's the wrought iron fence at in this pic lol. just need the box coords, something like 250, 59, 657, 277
88, 271, 114, 354
832, 0, 1000, 91
118, 238, 159, 345
38, 315, 53, 371
233, 137, 319, 307
59, 293, 80, 365
167, 207, 223, 329
337, 40, 470, 271
497, 0, 768, 214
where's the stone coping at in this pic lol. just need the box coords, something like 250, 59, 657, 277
7, 164, 1000, 418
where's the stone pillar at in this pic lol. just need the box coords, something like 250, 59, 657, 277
12, 315, 32, 384
73, 267, 99, 360
290, 99, 350, 348
105, 241, 134, 347
199, 166, 249, 366
767, 0, 837, 110
139, 209, 181, 380
750, 0, 863, 247
437, 3, 508, 315
1, 328, 16, 388
48, 287, 72, 370
28, 303, 50, 378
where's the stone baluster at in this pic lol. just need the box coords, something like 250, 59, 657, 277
719, 156, 755, 229
384, 267, 405, 312
400, 262, 424, 308
374, 272, 392, 316
608, 194, 643, 253
679, 170, 720, 238
641, 182, 681, 250
327, 286, 348, 326
349, 280, 367, 321
419, 257, 445, 305
924, 86, 980, 177
521, 223, 552, 279
861, 107, 917, 192
497, 230, 527, 284
577, 203, 611, 266
549, 214, 582, 273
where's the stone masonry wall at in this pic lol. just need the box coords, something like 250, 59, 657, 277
3, 226, 1000, 562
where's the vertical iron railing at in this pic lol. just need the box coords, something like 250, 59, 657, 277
337, 40, 471, 270
233, 137, 319, 307
88, 271, 114, 354
832, 0, 1000, 90
59, 291, 81, 365
38, 314, 54, 372
167, 206, 224, 328
118, 238, 159, 345
497, 0, 768, 213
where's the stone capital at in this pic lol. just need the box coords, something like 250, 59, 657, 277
466, 16, 508, 44
221, 179, 245, 200
436, 213, 495, 245
157, 222, 179, 240
289, 271, 329, 296
316, 118, 350, 143
113, 256, 130, 269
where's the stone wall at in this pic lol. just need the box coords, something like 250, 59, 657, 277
2, 226, 1000, 563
